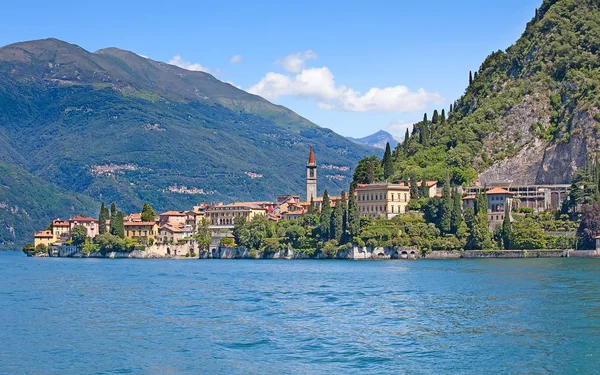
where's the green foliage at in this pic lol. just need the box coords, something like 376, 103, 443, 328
510, 217, 547, 250
219, 237, 234, 247
94, 232, 133, 253
98, 203, 108, 235
347, 185, 361, 241
320, 190, 332, 240
382, 142, 393, 180
71, 225, 88, 246
439, 179, 453, 234
194, 218, 212, 251
110, 210, 125, 238
331, 191, 345, 242
141, 203, 156, 222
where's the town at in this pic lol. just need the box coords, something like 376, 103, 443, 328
25, 146, 600, 258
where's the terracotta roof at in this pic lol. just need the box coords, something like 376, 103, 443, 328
486, 188, 515, 195
159, 211, 187, 217
52, 220, 70, 227
124, 221, 156, 226
462, 195, 476, 200
417, 181, 438, 188
34, 230, 54, 238
70, 216, 98, 223
159, 223, 189, 233
308, 146, 315, 164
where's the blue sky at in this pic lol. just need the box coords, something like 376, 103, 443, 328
1, 0, 541, 138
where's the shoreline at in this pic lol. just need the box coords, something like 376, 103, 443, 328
23, 247, 600, 260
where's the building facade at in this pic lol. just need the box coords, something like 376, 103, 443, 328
34, 230, 55, 247
356, 183, 411, 219
51, 219, 70, 240
124, 222, 159, 241
69, 216, 99, 238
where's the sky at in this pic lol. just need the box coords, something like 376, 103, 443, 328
0, 0, 542, 139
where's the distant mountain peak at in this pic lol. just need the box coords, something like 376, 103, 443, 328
347, 130, 398, 150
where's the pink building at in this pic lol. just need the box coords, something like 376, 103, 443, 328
69, 216, 100, 238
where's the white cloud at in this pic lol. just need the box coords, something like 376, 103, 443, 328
387, 120, 417, 137
248, 60, 444, 113
168, 55, 212, 73
277, 50, 317, 74
229, 55, 243, 64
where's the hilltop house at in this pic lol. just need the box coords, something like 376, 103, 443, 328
69, 216, 99, 238
356, 183, 411, 219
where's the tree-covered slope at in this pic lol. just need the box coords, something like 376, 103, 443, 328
384, 0, 600, 186
0, 39, 375, 223
0, 162, 97, 248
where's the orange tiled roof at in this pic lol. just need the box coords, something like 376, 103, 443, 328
34, 230, 54, 238
417, 181, 438, 188
462, 195, 476, 200
52, 220, 70, 227
159, 211, 187, 217
159, 223, 189, 233
486, 187, 515, 195
124, 221, 156, 226
70, 216, 98, 223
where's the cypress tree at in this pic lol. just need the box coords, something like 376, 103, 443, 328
471, 191, 492, 249
110, 203, 116, 218
440, 178, 453, 234
367, 160, 375, 184
320, 190, 332, 240
450, 104, 453, 113
432, 110, 439, 124
420, 176, 429, 198
451, 188, 463, 235
383, 142, 393, 181
420, 113, 429, 146
410, 176, 420, 200
441, 109, 446, 124
347, 185, 361, 241
141, 203, 156, 222
404, 128, 410, 147
474, 71, 478, 81
340, 191, 348, 243
469, 71, 473, 85
331, 192, 345, 242
501, 203, 511, 249
98, 203, 108, 235
109, 203, 117, 235
114, 211, 125, 239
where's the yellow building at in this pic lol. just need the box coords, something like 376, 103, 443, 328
33, 230, 56, 247
124, 221, 158, 241
51, 219, 70, 240
158, 223, 193, 244
355, 183, 411, 219
206, 202, 269, 226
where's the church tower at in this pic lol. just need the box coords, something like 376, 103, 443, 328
306, 146, 317, 202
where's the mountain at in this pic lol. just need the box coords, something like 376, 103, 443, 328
0, 38, 375, 247
348, 130, 399, 150
387, 0, 600, 186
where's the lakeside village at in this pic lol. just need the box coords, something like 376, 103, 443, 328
24, 147, 600, 259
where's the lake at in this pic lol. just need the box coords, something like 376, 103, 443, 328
1, 251, 599, 374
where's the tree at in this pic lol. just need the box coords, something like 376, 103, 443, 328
441, 109, 446, 124
195, 218, 212, 251
432, 110, 439, 124
141, 203, 156, 222
382, 142, 393, 181
347, 185, 361, 241
420, 176, 429, 198
331, 192, 345, 242
71, 225, 87, 246
98, 203, 108, 235
110, 203, 116, 218
367, 159, 375, 184
450, 189, 463, 235
320, 190, 332, 240
410, 176, 420, 200
95, 233, 129, 253
403, 129, 410, 148
450, 104, 453, 113
439, 179, 453, 234
420, 113, 429, 146
578, 204, 600, 249
510, 217, 546, 250
469, 70, 473, 85
474, 71, 478, 81
340, 190, 349, 243
232, 216, 248, 246
501, 203, 511, 249
111, 211, 125, 238
308, 197, 317, 215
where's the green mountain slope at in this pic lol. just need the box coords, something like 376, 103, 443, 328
0, 163, 97, 248
388, 0, 600, 186
0, 38, 376, 246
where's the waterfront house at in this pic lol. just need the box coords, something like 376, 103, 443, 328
158, 211, 187, 225
34, 230, 55, 247
462, 195, 476, 210
124, 221, 159, 242
158, 223, 193, 244
356, 183, 411, 219
69, 216, 99, 238
486, 187, 515, 229
51, 219, 70, 240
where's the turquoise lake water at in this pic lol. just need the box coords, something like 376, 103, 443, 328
1, 251, 600, 374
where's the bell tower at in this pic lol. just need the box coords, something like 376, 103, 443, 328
306, 146, 317, 202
